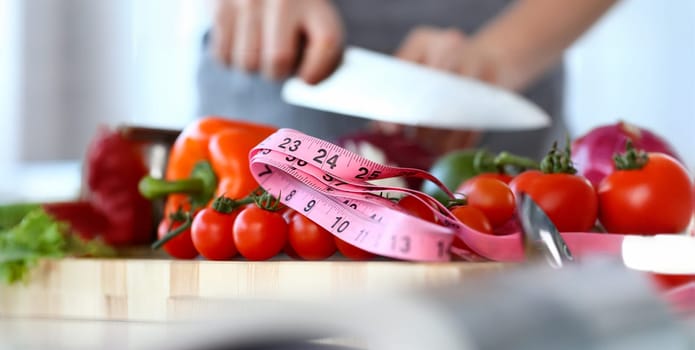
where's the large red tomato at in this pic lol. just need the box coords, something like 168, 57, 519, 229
598, 153, 693, 234
510, 171, 598, 232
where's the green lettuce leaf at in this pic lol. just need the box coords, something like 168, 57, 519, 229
0, 208, 114, 284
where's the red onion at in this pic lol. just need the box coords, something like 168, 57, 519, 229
571, 121, 681, 187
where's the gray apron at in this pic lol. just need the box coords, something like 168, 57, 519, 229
196, 0, 565, 160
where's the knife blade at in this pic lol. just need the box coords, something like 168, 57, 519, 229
282, 46, 551, 131
518, 193, 695, 274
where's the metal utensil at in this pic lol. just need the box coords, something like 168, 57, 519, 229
282, 47, 551, 131
518, 192, 695, 274
518, 193, 695, 319
517, 193, 574, 268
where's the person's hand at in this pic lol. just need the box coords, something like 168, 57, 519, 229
396, 26, 498, 83
372, 27, 497, 156
211, 0, 344, 84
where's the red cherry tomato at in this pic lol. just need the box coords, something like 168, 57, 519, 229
449, 205, 493, 251
598, 153, 694, 234
510, 172, 598, 232
398, 195, 436, 222
191, 208, 238, 260
334, 236, 375, 260
288, 213, 337, 260
475, 172, 513, 184
233, 205, 288, 261
157, 218, 197, 259
450, 205, 493, 234
457, 177, 516, 228
283, 241, 302, 260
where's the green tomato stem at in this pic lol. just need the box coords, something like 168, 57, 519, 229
613, 139, 649, 170
540, 141, 577, 174
446, 198, 468, 209
151, 215, 192, 250
212, 195, 255, 214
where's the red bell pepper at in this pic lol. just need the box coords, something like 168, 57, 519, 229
1, 126, 155, 245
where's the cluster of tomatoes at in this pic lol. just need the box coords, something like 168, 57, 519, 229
417, 141, 694, 290
433, 142, 695, 238
155, 139, 694, 294
157, 192, 374, 261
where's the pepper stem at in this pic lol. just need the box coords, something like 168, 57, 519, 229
614, 139, 649, 170
138, 177, 204, 199
138, 160, 218, 210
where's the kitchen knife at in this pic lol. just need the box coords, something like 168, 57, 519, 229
282, 46, 551, 131
518, 193, 695, 274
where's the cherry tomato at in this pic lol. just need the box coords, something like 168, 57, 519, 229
288, 213, 337, 260
598, 153, 693, 234
475, 172, 513, 184
157, 218, 198, 259
510, 172, 597, 232
233, 206, 288, 261
450, 205, 493, 234
191, 207, 238, 260
457, 177, 515, 228
450, 205, 493, 251
334, 236, 375, 260
283, 241, 302, 260
398, 195, 437, 222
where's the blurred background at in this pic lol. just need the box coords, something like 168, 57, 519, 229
0, 0, 693, 170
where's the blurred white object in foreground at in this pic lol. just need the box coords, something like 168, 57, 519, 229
160, 261, 692, 350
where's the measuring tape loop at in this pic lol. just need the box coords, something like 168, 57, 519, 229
255, 129, 463, 230
255, 129, 456, 199
249, 158, 453, 261
250, 129, 523, 262
251, 152, 403, 224
249, 129, 635, 263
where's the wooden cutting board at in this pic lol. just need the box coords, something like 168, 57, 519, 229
0, 257, 507, 322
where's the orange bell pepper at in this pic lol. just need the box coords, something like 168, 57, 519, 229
139, 116, 277, 217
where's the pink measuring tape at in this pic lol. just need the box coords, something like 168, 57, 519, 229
249, 129, 639, 262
